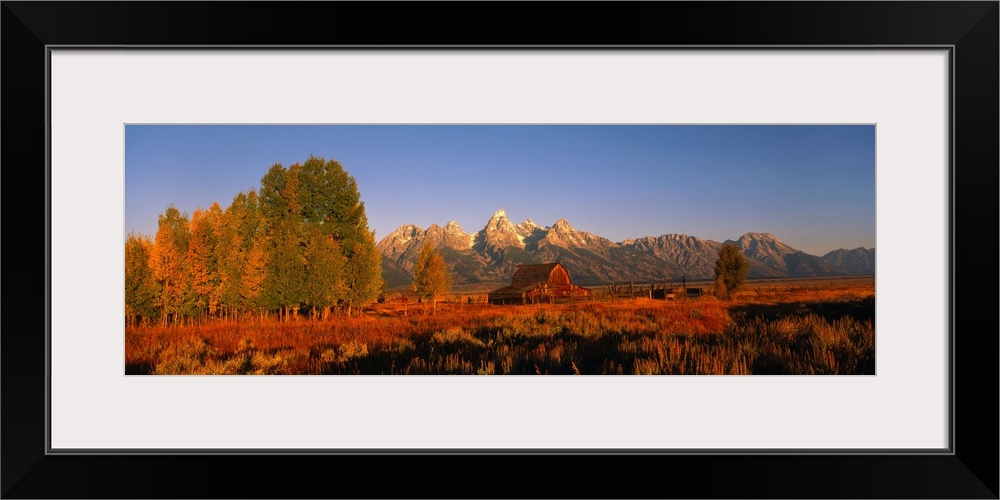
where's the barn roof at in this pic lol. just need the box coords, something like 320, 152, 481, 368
509, 263, 564, 288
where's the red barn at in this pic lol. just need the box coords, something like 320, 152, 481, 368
488, 263, 591, 305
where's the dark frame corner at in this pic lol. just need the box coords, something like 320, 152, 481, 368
2, 2, 996, 498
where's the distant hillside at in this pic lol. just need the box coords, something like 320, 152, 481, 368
821, 247, 876, 275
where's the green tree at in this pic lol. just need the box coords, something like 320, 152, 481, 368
259, 163, 299, 220
302, 226, 346, 320
412, 242, 451, 314
342, 230, 384, 317
215, 190, 260, 322
297, 155, 368, 245
241, 234, 269, 321
297, 155, 382, 316
125, 232, 160, 326
714, 243, 749, 299
262, 219, 305, 321
260, 163, 306, 321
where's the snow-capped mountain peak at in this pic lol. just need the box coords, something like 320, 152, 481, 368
515, 218, 541, 240
387, 224, 422, 243
480, 209, 523, 249
517, 218, 540, 230
551, 218, 573, 231
485, 209, 516, 231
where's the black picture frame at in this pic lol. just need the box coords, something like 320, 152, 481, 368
3, 2, 996, 498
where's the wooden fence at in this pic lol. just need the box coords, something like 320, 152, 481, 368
592, 281, 706, 301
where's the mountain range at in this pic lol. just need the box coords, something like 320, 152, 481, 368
377, 209, 875, 289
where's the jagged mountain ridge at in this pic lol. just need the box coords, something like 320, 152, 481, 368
376, 209, 874, 288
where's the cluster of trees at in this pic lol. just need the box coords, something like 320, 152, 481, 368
125, 156, 383, 326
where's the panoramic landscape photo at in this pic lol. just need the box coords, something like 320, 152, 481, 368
125, 125, 875, 375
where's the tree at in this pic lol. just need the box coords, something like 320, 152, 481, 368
297, 155, 368, 245
342, 230, 383, 317
302, 226, 346, 320
151, 205, 191, 325
714, 243, 749, 299
184, 204, 223, 321
241, 234, 269, 321
262, 219, 305, 321
215, 190, 260, 322
260, 163, 306, 321
412, 242, 451, 314
257, 157, 382, 319
297, 156, 382, 316
125, 232, 159, 326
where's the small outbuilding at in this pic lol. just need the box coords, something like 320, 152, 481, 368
488, 263, 591, 305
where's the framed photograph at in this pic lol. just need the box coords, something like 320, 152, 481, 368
4, 2, 996, 498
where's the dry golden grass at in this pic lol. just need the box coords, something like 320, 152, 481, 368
125, 280, 875, 375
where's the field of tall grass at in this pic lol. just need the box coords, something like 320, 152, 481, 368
125, 284, 874, 375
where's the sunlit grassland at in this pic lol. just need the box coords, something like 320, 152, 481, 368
125, 283, 874, 375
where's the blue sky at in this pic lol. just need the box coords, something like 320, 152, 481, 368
125, 125, 875, 256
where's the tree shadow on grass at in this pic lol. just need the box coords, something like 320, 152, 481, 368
730, 296, 875, 326
125, 362, 154, 375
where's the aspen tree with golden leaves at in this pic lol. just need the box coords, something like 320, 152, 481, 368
412, 242, 451, 315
